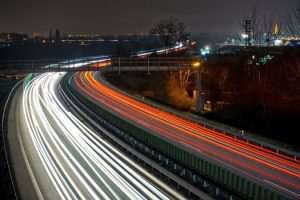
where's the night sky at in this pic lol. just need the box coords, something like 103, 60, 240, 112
0, 0, 297, 35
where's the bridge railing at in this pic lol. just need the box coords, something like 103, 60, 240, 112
0, 57, 199, 73
110, 57, 198, 67
0, 57, 104, 70
0, 59, 59, 69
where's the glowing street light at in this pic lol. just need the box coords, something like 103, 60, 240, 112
192, 60, 204, 113
192, 61, 201, 68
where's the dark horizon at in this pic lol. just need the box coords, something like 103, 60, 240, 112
0, 0, 297, 36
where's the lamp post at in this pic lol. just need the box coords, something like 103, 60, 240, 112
192, 61, 204, 114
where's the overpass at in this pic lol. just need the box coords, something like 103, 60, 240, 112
0, 57, 199, 74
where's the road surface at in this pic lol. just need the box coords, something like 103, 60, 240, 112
7, 69, 182, 199
70, 71, 300, 199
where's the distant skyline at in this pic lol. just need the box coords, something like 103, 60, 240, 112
0, 0, 298, 35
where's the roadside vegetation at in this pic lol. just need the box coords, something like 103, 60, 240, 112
202, 48, 300, 148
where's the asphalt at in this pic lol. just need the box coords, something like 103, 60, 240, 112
6, 72, 176, 200
7, 81, 60, 200
71, 71, 300, 199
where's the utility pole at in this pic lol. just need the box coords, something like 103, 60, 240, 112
193, 61, 204, 114
243, 19, 253, 46
196, 69, 204, 113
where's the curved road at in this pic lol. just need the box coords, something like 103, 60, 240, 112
7, 71, 181, 200
70, 71, 300, 199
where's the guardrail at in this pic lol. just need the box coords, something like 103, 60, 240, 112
0, 57, 106, 73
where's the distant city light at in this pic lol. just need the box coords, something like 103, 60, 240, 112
192, 61, 201, 68
201, 46, 210, 55
191, 41, 197, 46
241, 34, 249, 39
274, 39, 283, 46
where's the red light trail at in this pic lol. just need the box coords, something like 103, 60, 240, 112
71, 71, 300, 199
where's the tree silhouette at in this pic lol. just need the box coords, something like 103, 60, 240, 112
150, 17, 188, 49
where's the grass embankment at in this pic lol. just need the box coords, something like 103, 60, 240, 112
104, 71, 194, 110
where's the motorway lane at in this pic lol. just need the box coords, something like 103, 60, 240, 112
7, 72, 176, 200
7, 83, 57, 200
70, 71, 300, 199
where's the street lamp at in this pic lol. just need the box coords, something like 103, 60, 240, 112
192, 61, 201, 68
192, 61, 204, 114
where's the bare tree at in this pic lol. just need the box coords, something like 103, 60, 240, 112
262, 15, 274, 46
175, 22, 187, 42
286, 13, 298, 37
294, 1, 300, 25
238, 6, 261, 46
286, 1, 300, 37
177, 69, 196, 92
251, 7, 261, 45
150, 17, 188, 49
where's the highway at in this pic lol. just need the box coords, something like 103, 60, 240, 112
7, 70, 181, 199
70, 71, 300, 199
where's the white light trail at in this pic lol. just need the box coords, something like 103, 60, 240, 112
20, 68, 170, 199
45, 56, 111, 69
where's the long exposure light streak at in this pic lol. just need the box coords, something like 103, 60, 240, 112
20, 70, 171, 199
71, 71, 300, 199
